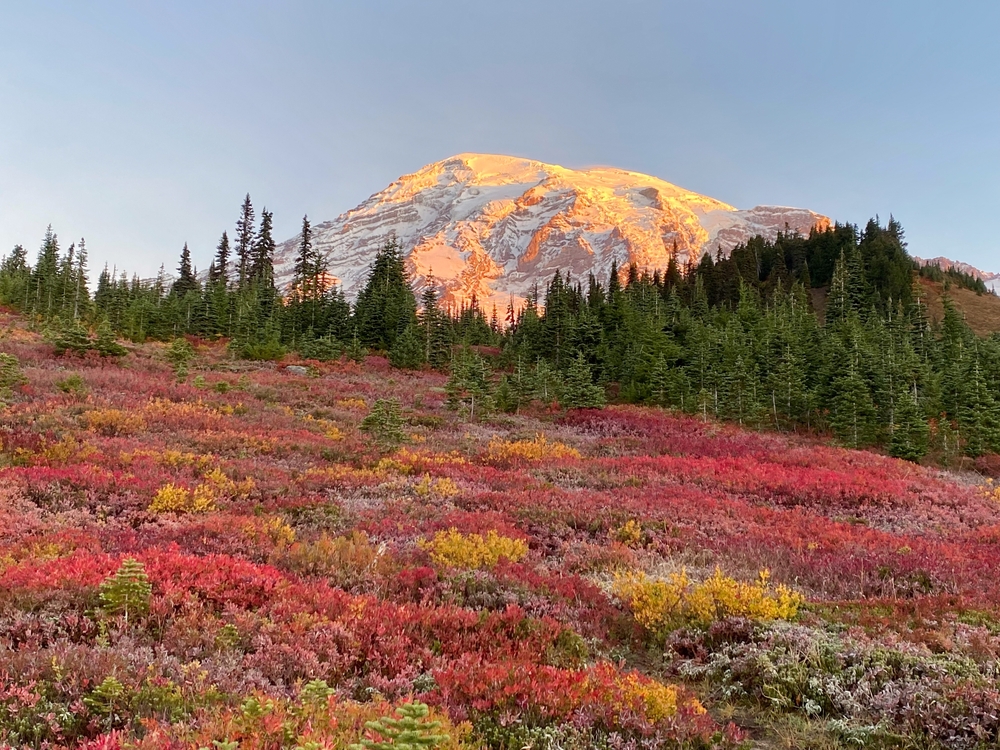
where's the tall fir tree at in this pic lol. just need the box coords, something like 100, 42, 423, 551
171, 243, 198, 296
209, 231, 230, 288
251, 209, 276, 288
234, 194, 255, 290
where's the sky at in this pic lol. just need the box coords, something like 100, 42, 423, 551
1, 0, 998, 277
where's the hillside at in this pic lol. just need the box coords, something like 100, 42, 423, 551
2, 312, 1000, 748
918, 276, 1000, 335
273, 154, 830, 307
811, 276, 1000, 335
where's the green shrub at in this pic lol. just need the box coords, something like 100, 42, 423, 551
83, 676, 129, 720
299, 335, 342, 362
48, 320, 127, 358
94, 324, 128, 357
166, 338, 195, 379
49, 319, 92, 356
99, 558, 151, 624
445, 348, 493, 419
0, 353, 26, 403
238, 338, 287, 361
350, 702, 449, 750
55, 372, 87, 397
361, 398, 406, 446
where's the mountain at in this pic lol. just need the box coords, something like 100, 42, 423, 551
274, 154, 830, 307
913, 255, 1000, 294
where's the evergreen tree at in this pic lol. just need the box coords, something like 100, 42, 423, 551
561, 352, 605, 408
0, 244, 30, 309
889, 381, 930, 462
171, 243, 198, 296
73, 238, 89, 320
829, 345, 878, 448
251, 208, 276, 288
389, 324, 425, 369
209, 231, 231, 288
349, 701, 448, 750
957, 347, 1000, 457
360, 398, 406, 447
292, 215, 315, 299
446, 347, 494, 419
30, 226, 61, 315
419, 280, 451, 370
235, 194, 255, 290
353, 237, 417, 351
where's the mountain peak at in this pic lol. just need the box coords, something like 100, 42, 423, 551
275, 154, 830, 306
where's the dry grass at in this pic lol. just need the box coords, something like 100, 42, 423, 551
918, 277, 1000, 336
811, 278, 1000, 335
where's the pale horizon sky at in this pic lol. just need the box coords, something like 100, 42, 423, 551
2, 1, 998, 277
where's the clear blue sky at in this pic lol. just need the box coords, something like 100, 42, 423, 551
2, 1, 998, 277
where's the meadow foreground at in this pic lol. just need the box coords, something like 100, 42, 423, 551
2, 318, 1000, 749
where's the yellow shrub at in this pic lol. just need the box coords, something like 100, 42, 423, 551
612, 519, 645, 549
83, 408, 147, 436
376, 449, 468, 476
608, 673, 704, 721
145, 398, 218, 421
980, 479, 1000, 502
421, 528, 528, 569
413, 474, 460, 500
149, 483, 215, 514
337, 397, 368, 410
303, 414, 346, 441
486, 434, 580, 463
148, 468, 251, 514
375, 456, 413, 475
157, 450, 215, 470
41, 435, 97, 464
614, 567, 803, 635
243, 515, 296, 547
200, 467, 254, 500
302, 465, 386, 487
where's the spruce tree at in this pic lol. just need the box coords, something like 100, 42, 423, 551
419, 281, 451, 370
0, 244, 30, 308
30, 226, 61, 315
360, 398, 406, 447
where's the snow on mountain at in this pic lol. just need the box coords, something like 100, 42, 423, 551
274, 153, 830, 307
913, 256, 1000, 294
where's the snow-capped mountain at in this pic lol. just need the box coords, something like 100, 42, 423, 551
274, 154, 830, 307
913, 256, 1000, 294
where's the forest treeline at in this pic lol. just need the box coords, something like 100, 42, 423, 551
2, 196, 999, 463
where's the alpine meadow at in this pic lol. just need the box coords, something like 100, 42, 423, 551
4, 4, 1000, 748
